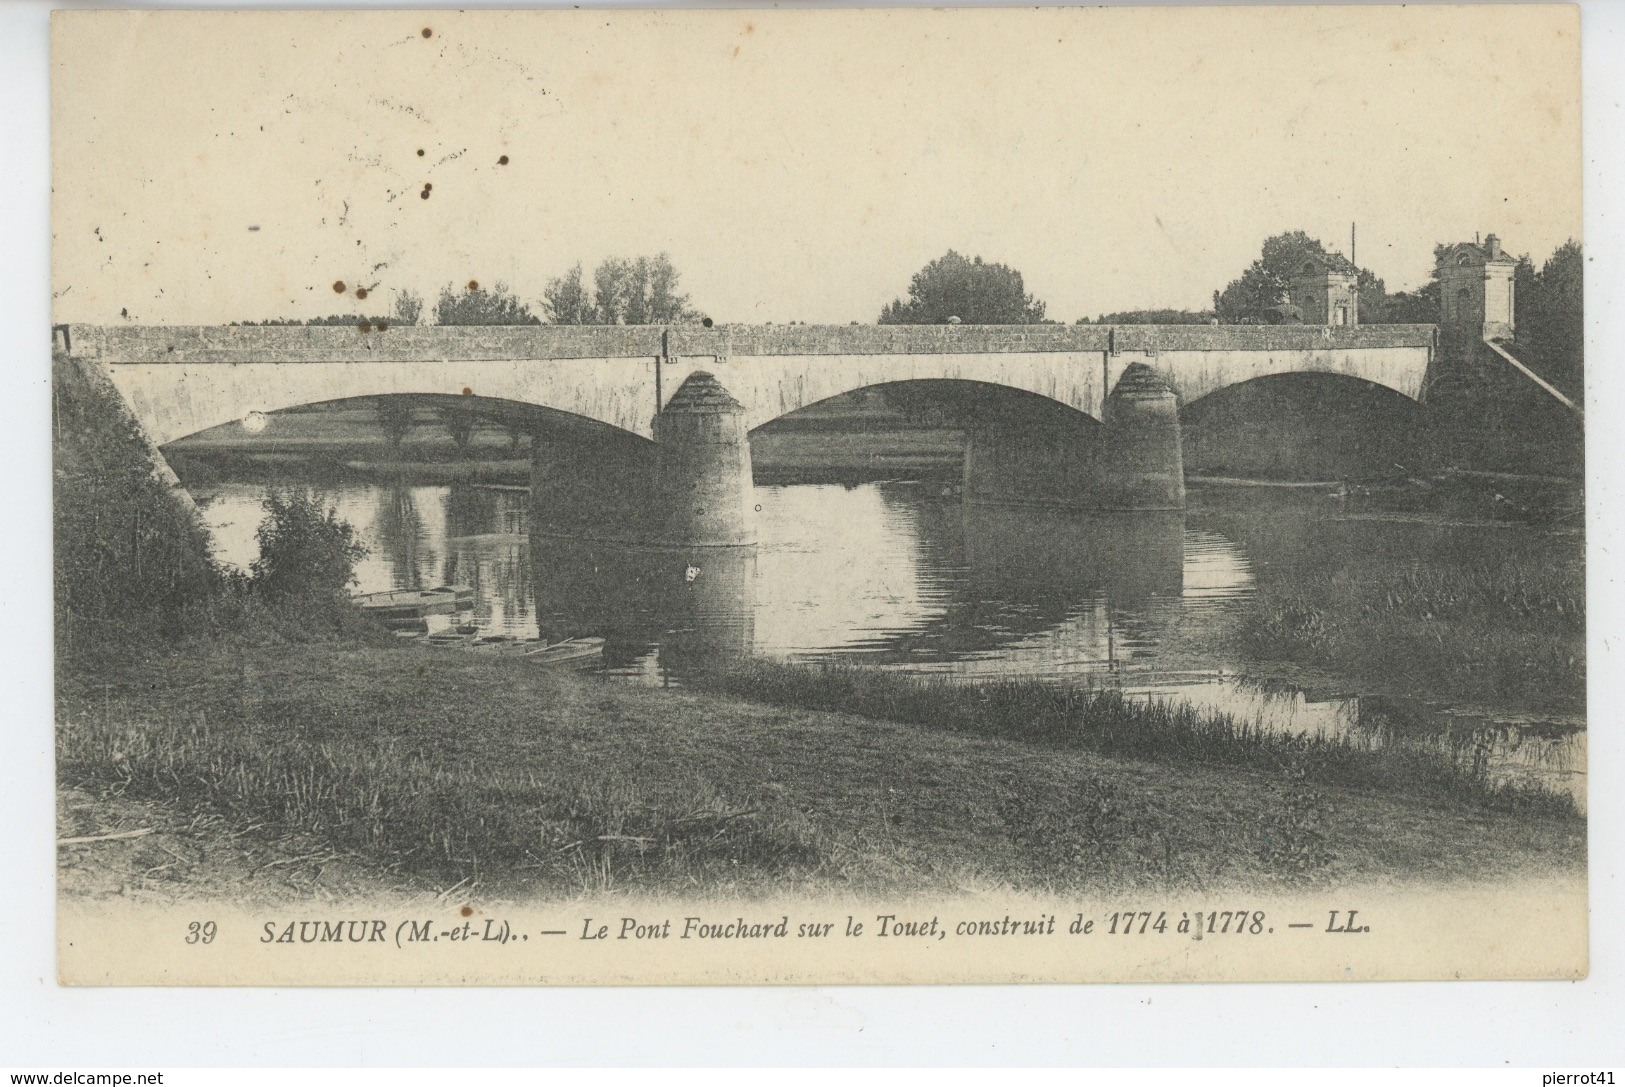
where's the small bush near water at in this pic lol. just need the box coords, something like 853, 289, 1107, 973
246, 490, 368, 600
687, 660, 1576, 816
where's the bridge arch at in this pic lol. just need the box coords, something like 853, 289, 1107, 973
748, 377, 1103, 435
162, 391, 654, 452
1179, 371, 1424, 480
103, 358, 662, 448
1136, 343, 1429, 407
682, 352, 1110, 433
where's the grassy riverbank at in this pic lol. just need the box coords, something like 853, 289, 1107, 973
1242, 553, 1585, 713
685, 661, 1573, 813
1174, 484, 1587, 715
57, 634, 1583, 904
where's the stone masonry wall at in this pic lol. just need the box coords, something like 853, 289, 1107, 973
64, 322, 1437, 365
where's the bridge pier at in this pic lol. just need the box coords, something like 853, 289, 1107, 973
1094, 363, 1185, 510
964, 363, 1184, 511
653, 371, 757, 547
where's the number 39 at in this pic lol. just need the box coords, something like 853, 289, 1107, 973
186, 921, 217, 945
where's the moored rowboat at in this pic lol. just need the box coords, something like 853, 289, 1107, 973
352, 585, 475, 623
524, 637, 606, 666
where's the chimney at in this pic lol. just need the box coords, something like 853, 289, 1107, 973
1485, 233, 1502, 259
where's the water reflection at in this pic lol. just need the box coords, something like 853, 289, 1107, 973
1123, 676, 1586, 808
189, 476, 1583, 806
375, 483, 432, 590
443, 485, 534, 636
530, 540, 756, 675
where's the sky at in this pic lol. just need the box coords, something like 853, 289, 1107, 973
51, 6, 1582, 327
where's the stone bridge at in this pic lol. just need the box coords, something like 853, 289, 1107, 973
56, 322, 1436, 447
57, 320, 1438, 544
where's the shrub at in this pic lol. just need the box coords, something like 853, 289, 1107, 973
249, 491, 367, 600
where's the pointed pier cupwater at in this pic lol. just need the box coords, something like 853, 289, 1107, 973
1096, 362, 1185, 511
653, 371, 757, 547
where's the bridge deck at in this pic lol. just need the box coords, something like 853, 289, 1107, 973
58, 323, 1439, 445
59, 322, 1436, 364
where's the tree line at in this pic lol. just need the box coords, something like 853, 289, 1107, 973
231, 234, 1580, 391
237, 253, 704, 329
411, 253, 706, 327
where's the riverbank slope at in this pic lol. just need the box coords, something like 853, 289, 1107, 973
57, 636, 1584, 905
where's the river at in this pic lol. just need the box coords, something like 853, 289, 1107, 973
190, 474, 1586, 808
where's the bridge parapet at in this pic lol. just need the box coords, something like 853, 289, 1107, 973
62, 321, 1436, 364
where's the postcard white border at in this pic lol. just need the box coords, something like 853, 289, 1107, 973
5, 0, 1623, 1067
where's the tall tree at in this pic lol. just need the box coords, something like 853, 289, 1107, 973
1213, 231, 1329, 322
434, 282, 541, 326
1515, 240, 1583, 395
393, 289, 423, 326
878, 251, 1048, 325
542, 263, 593, 324
584, 253, 696, 324
592, 258, 634, 325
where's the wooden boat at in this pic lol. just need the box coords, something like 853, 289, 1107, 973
524, 637, 606, 666
432, 584, 477, 605
352, 585, 475, 625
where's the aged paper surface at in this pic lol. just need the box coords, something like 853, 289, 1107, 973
51, 6, 1586, 986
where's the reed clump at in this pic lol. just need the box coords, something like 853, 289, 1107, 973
1244, 559, 1584, 711
686, 660, 1576, 816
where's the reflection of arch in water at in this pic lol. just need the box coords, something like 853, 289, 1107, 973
961, 504, 1186, 671
443, 483, 530, 539
530, 539, 756, 671
962, 505, 1184, 604
775, 493, 1186, 668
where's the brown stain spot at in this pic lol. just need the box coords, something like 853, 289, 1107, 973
417, 149, 425, 157
355, 287, 369, 300
376, 320, 389, 332
731, 45, 740, 58
467, 279, 479, 291
460, 905, 473, 917
498, 154, 509, 165
461, 387, 473, 397
420, 187, 431, 200
421, 27, 433, 39
744, 21, 754, 33
332, 280, 346, 293
357, 320, 372, 333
